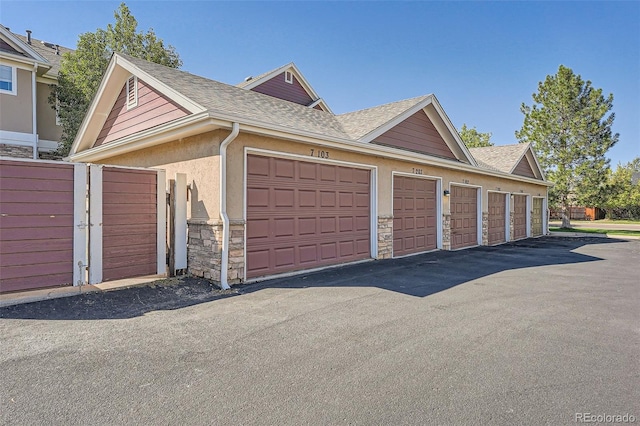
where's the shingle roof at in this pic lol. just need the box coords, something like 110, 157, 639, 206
468, 144, 530, 174
336, 95, 431, 140
121, 54, 434, 143
123, 54, 351, 140
13, 33, 73, 78
236, 63, 291, 88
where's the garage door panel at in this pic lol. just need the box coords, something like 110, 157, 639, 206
321, 191, 336, 207
246, 155, 370, 278
450, 185, 478, 250
513, 195, 527, 240
532, 198, 543, 236
487, 192, 506, 245
393, 176, 437, 257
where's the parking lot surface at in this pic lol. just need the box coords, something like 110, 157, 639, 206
1, 237, 638, 425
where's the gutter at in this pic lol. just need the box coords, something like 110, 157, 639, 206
32, 64, 37, 159
219, 122, 240, 290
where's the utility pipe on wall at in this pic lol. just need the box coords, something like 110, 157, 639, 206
219, 122, 240, 290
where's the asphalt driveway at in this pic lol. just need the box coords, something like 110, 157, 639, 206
1, 237, 639, 425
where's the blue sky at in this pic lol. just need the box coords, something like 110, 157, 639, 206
2, 1, 638, 166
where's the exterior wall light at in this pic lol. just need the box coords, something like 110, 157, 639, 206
443, 190, 450, 196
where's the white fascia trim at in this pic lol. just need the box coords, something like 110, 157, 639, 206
429, 96, 477, 167
241, 62, 293, 90
359, 95, 434, 143
357, 94, 476, 166
233, 117, 553, 187
0, 130, 36, 145
37, 139, 59, 152
0, 27, 50, 64
36, 75, 57, 84
114, 55, 206, 113
307, 98, 332, 113
70, 57, 121, 154
241, 63, 333, 113
69, 112, 216, 162
70, 53, 207, 155
508, 143, 532, 174
509, 144, 545, 181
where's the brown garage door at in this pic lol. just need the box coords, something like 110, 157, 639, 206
393, 175, 437, 257
532, 198, 543, 236
246, 155, 370, 279
450, 185, 478, 250
102, 167, 158, 282
487, 192, 506, 245
513, 194, 528, 240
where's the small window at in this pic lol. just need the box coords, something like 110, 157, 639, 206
284, 70, 293, 84
126, 75, 138, 109
0, 65, 16, 95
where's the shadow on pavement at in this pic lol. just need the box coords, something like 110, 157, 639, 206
0, 236, 626, 321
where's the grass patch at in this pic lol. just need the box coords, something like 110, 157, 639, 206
549, 227, 640, 237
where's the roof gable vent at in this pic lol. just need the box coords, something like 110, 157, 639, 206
126, 75, 138, 110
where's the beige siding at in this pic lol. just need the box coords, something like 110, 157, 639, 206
94, 131, 223, 221
225, 133, 548, 221
91, 130, 547, 233
36, 82, 62, 142
0, 68, 33, 134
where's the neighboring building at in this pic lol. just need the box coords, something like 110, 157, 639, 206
69, 53, 551, 288
0, 25, 72, 158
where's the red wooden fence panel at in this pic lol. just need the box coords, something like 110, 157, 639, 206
0, 159, 75, 293
101, 167, 158, 282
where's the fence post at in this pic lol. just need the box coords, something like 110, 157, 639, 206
88, 165, 103, 285
73, 163, 88, 286
156, 170, 167, 276
174, 173, 187, 273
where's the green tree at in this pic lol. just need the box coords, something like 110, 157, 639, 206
516, 65, 618, 228
459, 124, 493, 148
50, 2, 181, 156
600, 158, 640, 219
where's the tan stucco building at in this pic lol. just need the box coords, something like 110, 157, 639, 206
70, 53, 552, 288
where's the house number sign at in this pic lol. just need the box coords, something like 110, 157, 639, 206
309, 149, 330, 159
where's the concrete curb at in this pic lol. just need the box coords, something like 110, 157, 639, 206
548, 231, 640, 240
0, 275, 166, 308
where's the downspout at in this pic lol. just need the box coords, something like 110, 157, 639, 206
219, 122, 240, 290
32, 64, 37, 159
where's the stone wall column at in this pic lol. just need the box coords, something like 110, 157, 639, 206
227, 220, 245, 284
187, 220, 222, 282
482, 212, 489, 246
377, 215, 393, 259
442, 214, 451, 250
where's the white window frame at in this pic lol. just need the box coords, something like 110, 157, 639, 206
284, 70, 293, 84
0, 64, 17, 96
126, 75, 138, 110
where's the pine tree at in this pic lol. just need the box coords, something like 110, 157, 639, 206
516, 65, 618, 228
50, 3, 181, 156
459, 124, 493, 148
